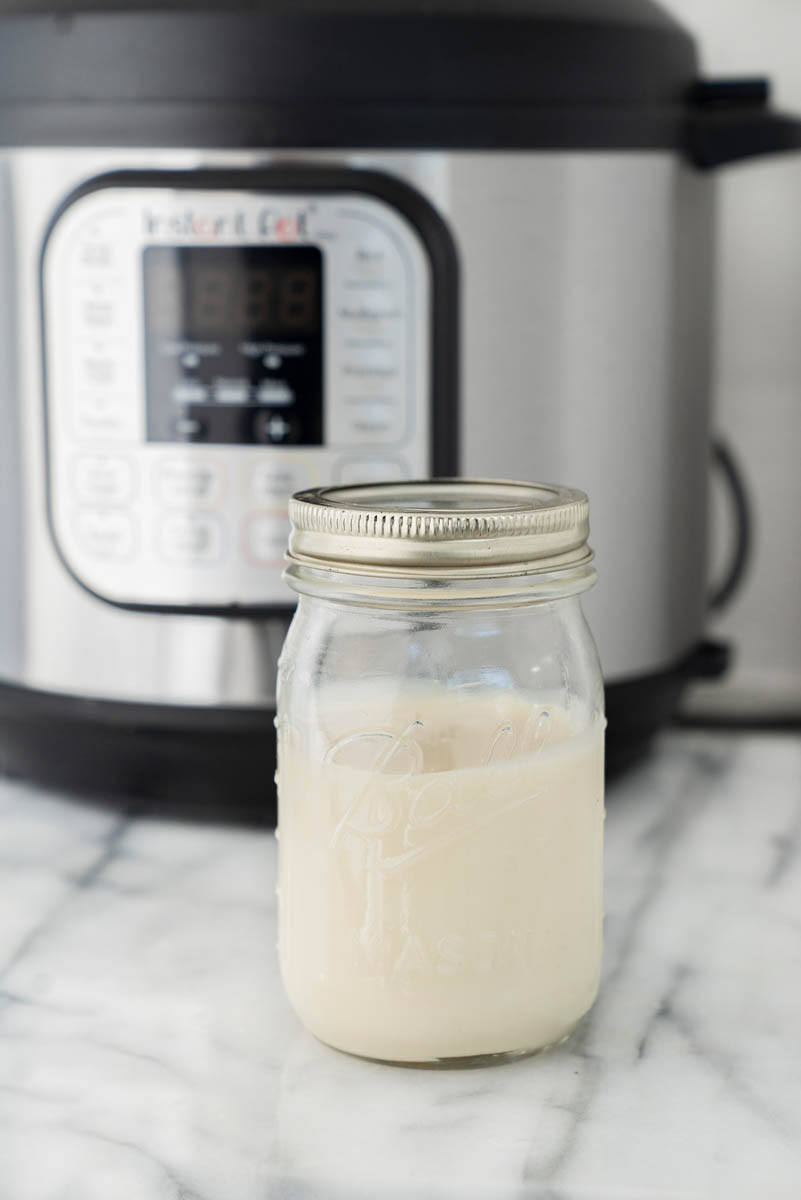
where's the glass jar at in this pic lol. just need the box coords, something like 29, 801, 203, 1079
276, 480, 605, 1067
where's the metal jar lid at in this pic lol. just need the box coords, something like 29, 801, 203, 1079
287, 479, 593, 578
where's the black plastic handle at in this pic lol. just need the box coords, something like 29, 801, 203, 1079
688, 78, 801, 169
708, 438, 753, 613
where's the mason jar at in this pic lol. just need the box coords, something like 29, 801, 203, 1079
276, 480, 605, 1066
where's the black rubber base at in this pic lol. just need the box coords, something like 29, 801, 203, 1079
605, 640, 730, 777
0, 681, 276, 826
605, 669, 686, 777
0, 642, 728, 824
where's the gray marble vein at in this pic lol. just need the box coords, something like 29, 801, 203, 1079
0, 732, 800, 1200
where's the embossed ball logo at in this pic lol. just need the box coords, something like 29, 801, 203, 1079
322, 711, 552, 977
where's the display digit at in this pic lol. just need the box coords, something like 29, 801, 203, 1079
236, 267, 274, 335
190, 267, 232, 334
279, 268, 318, 331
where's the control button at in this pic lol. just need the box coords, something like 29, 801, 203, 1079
349, 405, 394, 434
181, 350, 201, 370
342, 345, 398, 381
77, 351, 118, 389
335, 457, 410, 486
214, 378, 250, 404
344, 397, 404, 441
251, 461, 310, 504
252, 411, 295, 445
342, 364, 398, 382
351, 232, 391, 274
338, 294, 401, 324
159, 513, 224, 564
256, 380, 294, 406
73, 392, 127, 439
172, 416, 206, 441
244, 512, 291, 566
172, 380, 208, 405
158, 459, 223, 507
75, 510, 136, 561
77, 241, 113, 268
73, 455, 134, 505
71, 276, 124, 335
267, 414, 290, 441
77, 293, 118, 333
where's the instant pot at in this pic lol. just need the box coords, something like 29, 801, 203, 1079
1, 0, 799, 816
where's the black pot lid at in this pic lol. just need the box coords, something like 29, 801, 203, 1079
1, 0, 799, 162
0, 0, 697, 110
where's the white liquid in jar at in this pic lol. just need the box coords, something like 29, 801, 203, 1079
277, 685, 604, 1063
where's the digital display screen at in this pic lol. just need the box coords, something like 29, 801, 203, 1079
144, 245, 321, 341
143, 245, 323, 446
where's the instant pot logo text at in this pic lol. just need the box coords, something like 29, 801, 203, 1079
143, 207, 308, 241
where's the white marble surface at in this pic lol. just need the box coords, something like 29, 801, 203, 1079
1, 730, 800, 1199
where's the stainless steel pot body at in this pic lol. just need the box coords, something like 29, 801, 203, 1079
0, 147, 713, 708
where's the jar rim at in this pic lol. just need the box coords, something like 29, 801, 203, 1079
283, 559, 597, 609
287, 478, 592, 579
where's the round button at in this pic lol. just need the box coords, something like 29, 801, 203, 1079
252, 411, 296, 445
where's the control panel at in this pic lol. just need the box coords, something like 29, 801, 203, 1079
42, 179, 432, 609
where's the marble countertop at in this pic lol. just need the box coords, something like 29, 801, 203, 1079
1, 729, 800, 1200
